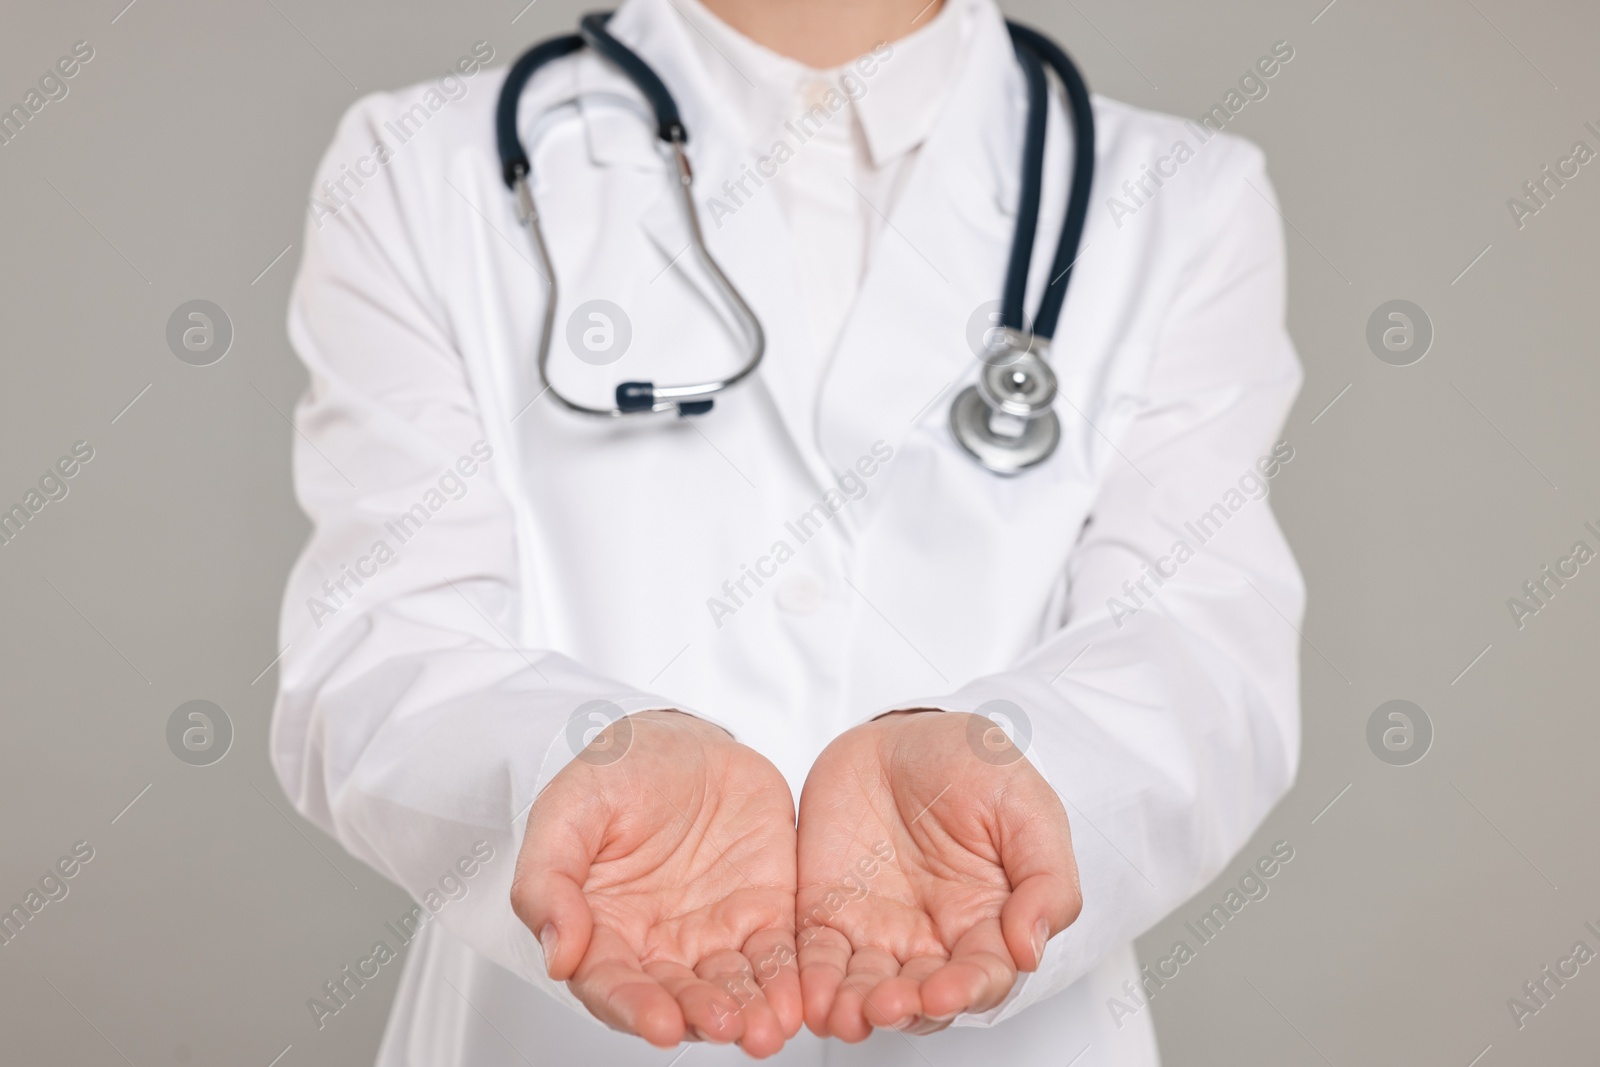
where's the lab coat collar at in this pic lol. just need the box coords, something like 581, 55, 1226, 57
853, 0, 975, 168
659, 0, 973, 169
658, 0, 801, 157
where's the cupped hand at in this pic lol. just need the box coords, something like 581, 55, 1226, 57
512, 710, 801, 1057
794, 709, 1081, 1041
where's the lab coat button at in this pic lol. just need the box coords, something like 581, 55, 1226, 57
775, 574, 825, 614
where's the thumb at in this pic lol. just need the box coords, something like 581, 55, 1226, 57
996, 792, 1081, 971
1000, 870, 1080, 971
511, 787, 601, 982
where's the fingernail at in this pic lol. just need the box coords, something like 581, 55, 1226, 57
1032, 919, 1049, 963
538, 923, 559, 972
927, 1010, 959, 1022
689, 1026, 709, 1042
889, 1015, 915, 1030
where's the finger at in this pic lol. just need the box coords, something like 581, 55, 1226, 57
917, 918, 1017, 1020
1001, 869, 1082, 971
843, 948, 933, 1038
645, 958, 745, 1045
569, 926, 685, 1047
890, 954, 950, 1034
856, 954, 942, 1038
797, 924, 852, 1036
902, 1014, 956, 1036
744, 927, 803, 1041
829, 947, 912, 1042
511, 796, 599, 982
734, 995, 786, 1059
693, 948, 786, 1058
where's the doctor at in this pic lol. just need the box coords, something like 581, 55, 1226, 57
272, 0, 1304, 1061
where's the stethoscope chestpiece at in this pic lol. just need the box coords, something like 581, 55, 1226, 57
948, 332, 1061, 475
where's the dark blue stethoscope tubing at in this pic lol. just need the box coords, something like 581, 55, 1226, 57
493, 12, 1096, 342
496, 33, 583, 186
577, 12, 686, 143
999, 33, 1050, 335
1005, 21, 1097, 344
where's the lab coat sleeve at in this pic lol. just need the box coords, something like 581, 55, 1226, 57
267, 92, 689, 1014
899, 143, 1305, 1025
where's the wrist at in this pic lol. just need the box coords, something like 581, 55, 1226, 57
873, 707, 942, 721
634, 708, 735, 741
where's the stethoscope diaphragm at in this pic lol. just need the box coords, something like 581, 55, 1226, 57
949, 338, 1061, 475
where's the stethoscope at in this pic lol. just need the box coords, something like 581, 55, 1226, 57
496, 11, 1094, 474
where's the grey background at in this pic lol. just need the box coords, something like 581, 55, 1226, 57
1, 0, 1596, 1064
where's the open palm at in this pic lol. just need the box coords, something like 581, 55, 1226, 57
794, 710, 1081, 1040
513, 710, 801, 1057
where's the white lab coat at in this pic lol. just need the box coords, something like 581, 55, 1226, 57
270, 0, 1304, 1062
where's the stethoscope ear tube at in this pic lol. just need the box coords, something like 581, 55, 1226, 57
497, 15, 764, 419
